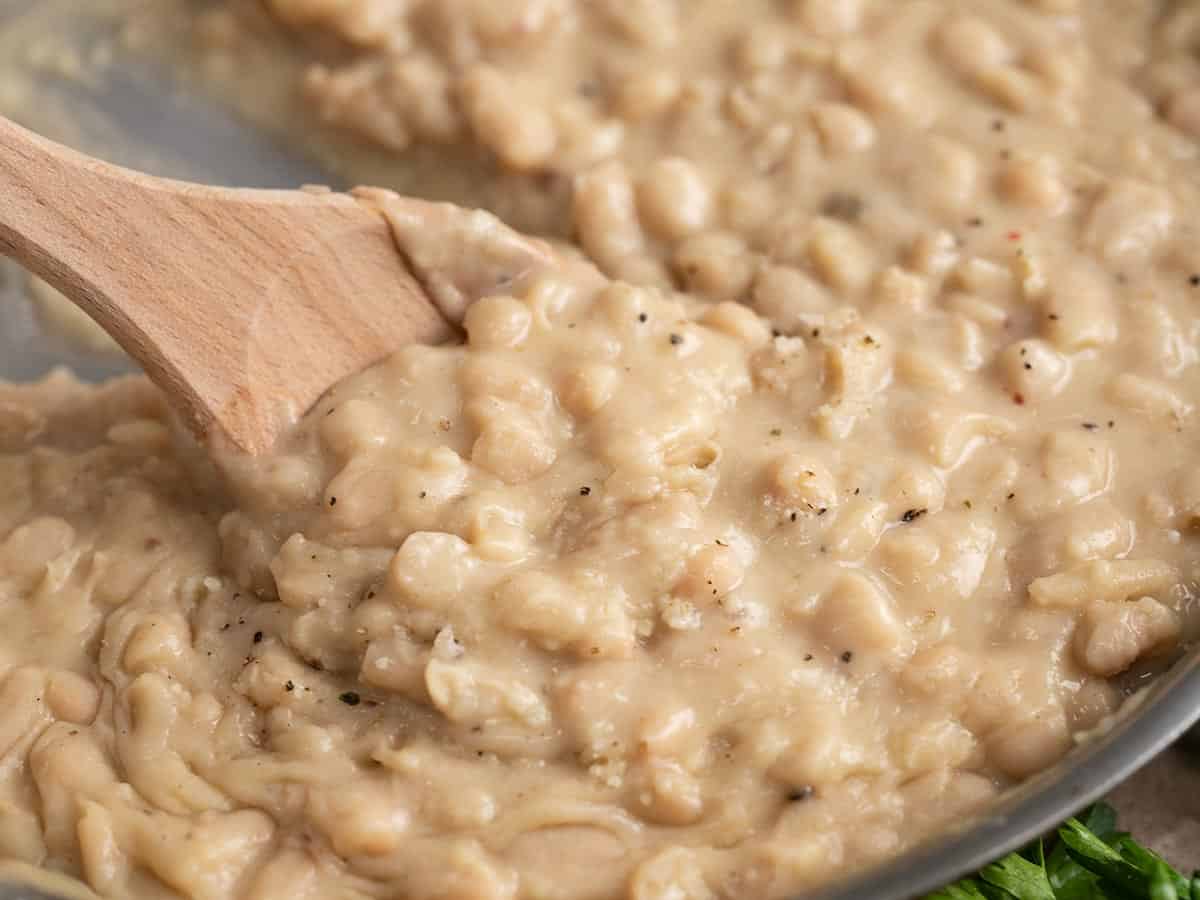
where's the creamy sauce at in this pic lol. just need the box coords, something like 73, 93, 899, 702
3, 1, 1200, 899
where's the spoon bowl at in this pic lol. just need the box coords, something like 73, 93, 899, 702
0, 115, 460, 453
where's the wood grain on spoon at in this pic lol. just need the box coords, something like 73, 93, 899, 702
0, 115, 551, 454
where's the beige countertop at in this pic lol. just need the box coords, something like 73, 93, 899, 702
1110, 746, 1200, 870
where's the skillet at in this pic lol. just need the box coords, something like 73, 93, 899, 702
0, 7, 1197, 898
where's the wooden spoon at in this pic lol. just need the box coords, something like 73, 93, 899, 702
0, 115, 550, 454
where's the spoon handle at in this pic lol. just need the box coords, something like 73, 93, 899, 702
0, 115, 450, 452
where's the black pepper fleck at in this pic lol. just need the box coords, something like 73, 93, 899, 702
787, 785, 816, 803
638, 312, 648, 323
840, 651, 854, 663
790, 511, 798, 522
339, 692, 361, 707
580, 486, 592, 496
1023, 362, 1033, 370
252, 631, 263, 644
820, 191, 864, 223
900, 508, 927, 523
1190, 274, 1200, 287
803, 654, 814, 661
285, 680, 295, 692
669, 333, 683, 345
1082, 422, 1099, 431
770, 428, 783, 436
328, 496, 337, 507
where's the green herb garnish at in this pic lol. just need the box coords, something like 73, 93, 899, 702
926, 803, 1198, 900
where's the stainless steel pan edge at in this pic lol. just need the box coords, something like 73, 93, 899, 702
810, 647, 1200, 900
